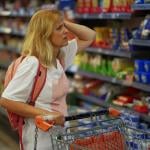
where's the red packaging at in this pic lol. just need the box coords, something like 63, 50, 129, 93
102, 0, 113, 13
83, 0, 92, 13
91, 0, 101, 14
133, 105, 149, 114
76, 0, 84, 14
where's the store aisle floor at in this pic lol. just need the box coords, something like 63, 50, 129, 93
0, 111, 19, 150
0, 129, 19, 150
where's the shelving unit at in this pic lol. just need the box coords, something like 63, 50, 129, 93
72, 1, 150, 125
130, 39, 150, 47
86, 47, 132, 58
75, 13, 131, 20
86, 47, 150, 59
0, 27, 25, 37
0, 46, 20, 54
0, 10, 32, 18
76, 93, 150, 123
132, 4, 150, 10
78, 70, 150, 92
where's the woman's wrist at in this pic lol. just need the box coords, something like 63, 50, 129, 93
64, 20, 69, 28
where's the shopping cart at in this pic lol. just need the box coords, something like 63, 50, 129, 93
35, 109, 150, 150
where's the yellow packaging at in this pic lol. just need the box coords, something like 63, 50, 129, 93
102, 0, 112, 12
94, 27, 103, 42
92, 0, 99, 7
112, 58, 127, 72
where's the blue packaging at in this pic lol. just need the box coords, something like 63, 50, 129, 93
141, 72, 150, 84
144, 18, 150, 30
135, 0, 144, 4
126, 141, 140, 149
133, 132, 147, 140
134, 71, 142, 82
112, 28, 121, 50
58, 0, 75, 10
141, 18, 150, 39
139, 123, 148, 130
144, 60, 150, 72
121, 28, 132, 49
132, 28, 142, 40
130, 114, 140, 123
135, 60, 145, 72
146, 130, 150, 139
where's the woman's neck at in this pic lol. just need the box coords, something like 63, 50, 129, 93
53, 47, 60, 59
52, 47, 58, 68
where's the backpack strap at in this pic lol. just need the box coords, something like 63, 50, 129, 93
29, 61, 47, 105
12, 56, 26, 75
12, 56, 47, 104
16, 57, 47, 150
4, 56, 26, 88
18, 119, 24, 150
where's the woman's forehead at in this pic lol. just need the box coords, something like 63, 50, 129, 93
55, 17, 64, 25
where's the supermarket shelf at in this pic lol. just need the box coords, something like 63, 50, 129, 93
130, 39, 150, 47
76, 93, 150, 123
0, 10, 32, 18
0, 27, 25, 37
86, 47, 150, 59
77, 70, 150, 92
132, 82, 150, 91
76, 93, 109, 108
86, 47, 132, 58
132, 4, 150, 10
0, 45, 20, 53
75, 13, 131, 20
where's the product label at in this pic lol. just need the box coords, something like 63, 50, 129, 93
141, 75, 147, 83
145, 64, 149, 72
135, 74, 139, 81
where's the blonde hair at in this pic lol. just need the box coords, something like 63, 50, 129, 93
21, 9, 62, 68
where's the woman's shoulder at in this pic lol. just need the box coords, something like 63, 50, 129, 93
17, 56, 39, 72
22, 56, 39, 66
23, 56, 39, 65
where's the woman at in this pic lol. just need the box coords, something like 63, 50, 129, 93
0, 9, 95, 150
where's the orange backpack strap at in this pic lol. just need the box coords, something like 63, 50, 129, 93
12, 56, 26, 75
4, 56, 26, 88
29, 61, 47, 105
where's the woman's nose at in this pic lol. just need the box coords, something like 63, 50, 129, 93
63, 27, 68, 34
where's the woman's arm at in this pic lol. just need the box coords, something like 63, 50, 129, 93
0, 98, 64, 125
64, 21, 96, 51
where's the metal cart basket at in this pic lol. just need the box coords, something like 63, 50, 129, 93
37, 109, 150, 150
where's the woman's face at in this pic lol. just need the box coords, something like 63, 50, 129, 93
50, 18, 68, 48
